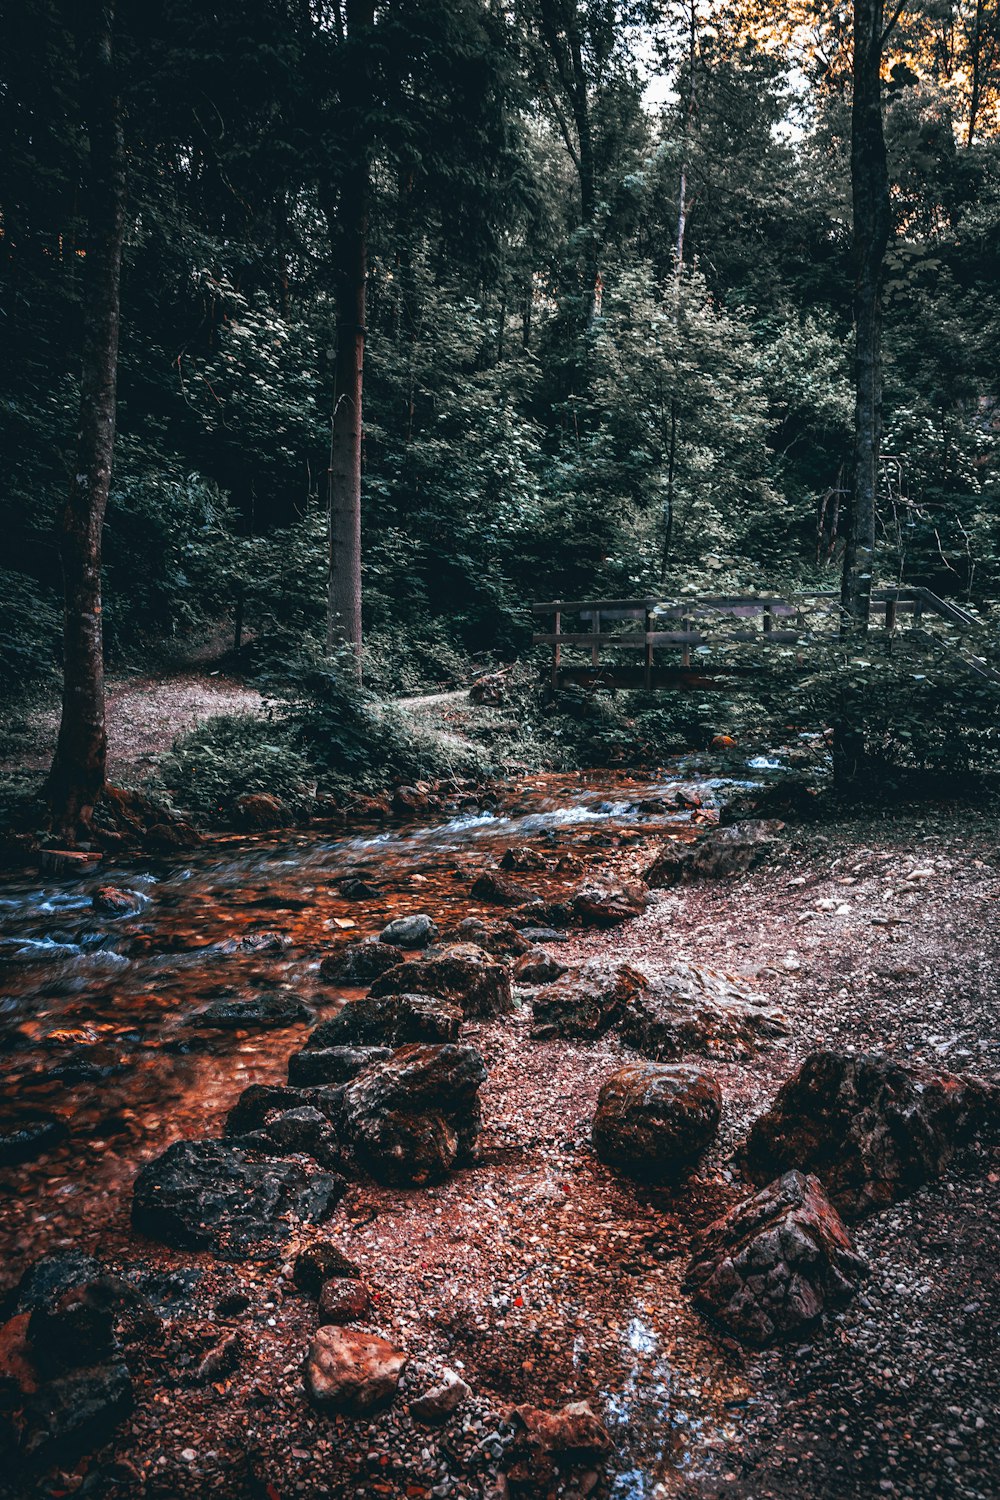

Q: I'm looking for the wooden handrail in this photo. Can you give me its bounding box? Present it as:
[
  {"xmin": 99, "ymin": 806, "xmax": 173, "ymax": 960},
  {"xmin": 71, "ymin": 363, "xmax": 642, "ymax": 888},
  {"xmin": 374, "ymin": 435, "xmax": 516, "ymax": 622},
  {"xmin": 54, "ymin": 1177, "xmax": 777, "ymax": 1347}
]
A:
[{"xmin": 533, "ymin": 585, "xmax": 992, "ymax": 692}]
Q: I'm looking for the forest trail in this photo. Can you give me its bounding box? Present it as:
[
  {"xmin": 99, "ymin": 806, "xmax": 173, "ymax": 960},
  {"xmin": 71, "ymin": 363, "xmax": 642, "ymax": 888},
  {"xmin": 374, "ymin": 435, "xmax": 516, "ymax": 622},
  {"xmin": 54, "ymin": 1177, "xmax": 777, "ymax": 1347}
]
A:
[
  {"xmin": 4, "ymin": 677, "xmax": 478, "ymax": 785},
  {"xmin": 5, "ymin": 671, "xmax": 266, "ymax": 781}
]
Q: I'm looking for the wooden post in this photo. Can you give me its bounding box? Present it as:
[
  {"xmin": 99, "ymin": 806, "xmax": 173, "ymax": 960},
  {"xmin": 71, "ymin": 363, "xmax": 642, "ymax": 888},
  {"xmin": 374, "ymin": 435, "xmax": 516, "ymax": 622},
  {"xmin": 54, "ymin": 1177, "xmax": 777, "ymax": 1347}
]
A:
[
  {"xmin": 644, "ymin": 605, "xmax": 653, "ymax": 689},
  {"xmin": 592, "ymin": 608, "xmax": 601, "ymax": 668},
  {"xmin": 885, "ymin": 596, "xmax": 897, "ymax": 632},
  {"xmin": 763, "ymin": 603, "xmax": 773, "ymax": 636},
  {"xmin": 682, "ymin": 617, "xmax": 691, "ymax": 669},
  {"xmin": 552, "ymin": 608, "xmax": 561, "ymax": 691}
]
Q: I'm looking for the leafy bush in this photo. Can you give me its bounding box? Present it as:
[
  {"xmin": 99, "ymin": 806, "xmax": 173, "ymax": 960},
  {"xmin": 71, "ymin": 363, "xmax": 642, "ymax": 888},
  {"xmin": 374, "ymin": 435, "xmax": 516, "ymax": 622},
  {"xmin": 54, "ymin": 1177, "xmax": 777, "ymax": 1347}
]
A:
[
  {"xmin": 0, "ymin": 569, "xmax": 61, "ymax": 696},
  {"xmin": 157, "ymin": 713, "xmax": 313, "ymax": 818},
  {"xmin": 271, "ymin": 651, "xmax": 483, "ymax": 794}
]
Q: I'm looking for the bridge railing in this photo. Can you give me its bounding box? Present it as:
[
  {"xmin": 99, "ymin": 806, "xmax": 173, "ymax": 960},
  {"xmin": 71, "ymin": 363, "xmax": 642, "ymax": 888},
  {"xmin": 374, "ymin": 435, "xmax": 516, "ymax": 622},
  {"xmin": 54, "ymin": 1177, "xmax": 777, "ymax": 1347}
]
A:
[{"xmin": 531, "ymin": 588, "xmax": 992, "ymax": 690}]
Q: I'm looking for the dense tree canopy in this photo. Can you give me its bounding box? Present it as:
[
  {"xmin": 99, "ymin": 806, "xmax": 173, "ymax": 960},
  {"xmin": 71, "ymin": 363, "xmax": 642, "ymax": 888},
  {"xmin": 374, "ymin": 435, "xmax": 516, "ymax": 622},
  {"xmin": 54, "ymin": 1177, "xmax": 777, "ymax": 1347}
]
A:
[{"xmin": 1, "ymin": 0, "xmax": 999, "ymax": 700}]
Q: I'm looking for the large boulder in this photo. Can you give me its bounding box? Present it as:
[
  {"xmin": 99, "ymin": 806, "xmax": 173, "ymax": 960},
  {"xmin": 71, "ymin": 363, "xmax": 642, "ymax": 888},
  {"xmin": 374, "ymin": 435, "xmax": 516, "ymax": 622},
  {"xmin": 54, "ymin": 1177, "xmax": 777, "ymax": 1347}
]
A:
[
  {"xmin": 592, "ymin": 1062, "xmax": 722, "ymax": 1182},
  {"xmin": 684, "ymin": 1170, "xmax": 867, "ymax": 1345},
  {"xmin": 131, "ymin": 1138, "xmax": 346, "ymax": 1258},
  {"xmin": 304, "ymin": 1326, "xmax": 407, "ymax": 1412},
  {"xmin": 531, "ymin": 961, "xmax": 644, "ymax": 1040},
  {"xmin": 187, "ymin": 991, "xmax": 311, "ymax": 1030},
  {"xmin": 572, "ymin": 875, "xmax": 649, "ymax": 927},
  {"xmin": 304, "ymin": 994, "xmax": 462, "ymax": 1049},
  {"xmin": 646, "ymin": 820, "xmax": 785, "ymax": 885},
  {"xmin": 743, "ymin": 1050, "xmax": 999, "ymax": 1218},
  {"xmin": 320, "ymin": 938, "xmax": 404, "ymax": 984},
  {"xmin": 340, "ymin": 1044, "xmax": 486, "ymax": 1186},
  {"xmin": 20, "ymin": 1358, "xmax": 134, "ymax": 1465},
  {"xmin": 369, "ymin": 945, "xmax": 513, "ymax": 1019},
  {"xmin": 288, "ymin": 1046, "xmax": 392, "ymax": 1086},
  {"xmin": 224, "ymin": 1083, "xmax": 344, "ymax": 1137},
  {"xmin": 619, "ymin": 961, "xmax": 788, "ymax": 1061}
]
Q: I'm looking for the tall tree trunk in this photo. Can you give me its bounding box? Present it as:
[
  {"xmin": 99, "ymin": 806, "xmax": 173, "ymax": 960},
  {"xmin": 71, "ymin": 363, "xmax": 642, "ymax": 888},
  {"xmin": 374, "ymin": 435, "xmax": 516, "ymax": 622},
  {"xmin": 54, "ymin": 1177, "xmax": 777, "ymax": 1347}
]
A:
[
  {"xmin": 46, "ymin": 1, "xmax": 125, "ymax": 840},
  {"xmin": 836, "ymin": 0, "xmax": 892, "ymax": 781},
  {"xmin": 326, "ymin": 0, "xmax": 373, "ymax": 671}
]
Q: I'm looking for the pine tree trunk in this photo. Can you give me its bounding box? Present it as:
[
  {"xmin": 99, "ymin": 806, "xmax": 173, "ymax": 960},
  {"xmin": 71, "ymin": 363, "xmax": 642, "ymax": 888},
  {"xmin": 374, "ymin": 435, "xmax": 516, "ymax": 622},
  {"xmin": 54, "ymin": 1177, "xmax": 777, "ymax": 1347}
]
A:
[
  {"xmin": 326, "ymin": 0, "xmax": 373, "ymax": 672},
  {"xmin": 46, "ymin": 1, "xmax": 125, "ymax": 839},
  {"xmin": 837, "ymin": 0, "xmax": 891, "ymax": 783}
]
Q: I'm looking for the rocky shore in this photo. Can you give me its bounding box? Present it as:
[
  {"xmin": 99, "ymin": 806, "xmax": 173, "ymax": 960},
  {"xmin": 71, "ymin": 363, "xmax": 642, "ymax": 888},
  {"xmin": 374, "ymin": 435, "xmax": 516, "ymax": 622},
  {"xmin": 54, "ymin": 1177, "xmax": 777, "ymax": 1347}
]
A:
[{"xmin": 1, "ymin": 775, "xmax": 998, "ymax": 1499}]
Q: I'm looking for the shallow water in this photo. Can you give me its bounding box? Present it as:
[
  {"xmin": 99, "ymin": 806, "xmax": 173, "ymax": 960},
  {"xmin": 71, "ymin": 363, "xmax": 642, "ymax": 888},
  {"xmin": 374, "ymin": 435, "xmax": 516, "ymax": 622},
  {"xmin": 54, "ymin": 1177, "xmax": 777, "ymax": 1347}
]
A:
[{"xmin": 0, "ymin": 765, "xmax": 766, "ymax": 1492}]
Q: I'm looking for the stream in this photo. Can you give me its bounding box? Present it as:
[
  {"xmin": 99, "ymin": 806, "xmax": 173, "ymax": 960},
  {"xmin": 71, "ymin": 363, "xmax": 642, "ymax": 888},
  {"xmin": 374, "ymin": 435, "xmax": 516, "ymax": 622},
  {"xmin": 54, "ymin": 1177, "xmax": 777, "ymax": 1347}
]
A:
[{"xmin": 0, "ymin": 767, "xmax": 766, "ymax": 1496}]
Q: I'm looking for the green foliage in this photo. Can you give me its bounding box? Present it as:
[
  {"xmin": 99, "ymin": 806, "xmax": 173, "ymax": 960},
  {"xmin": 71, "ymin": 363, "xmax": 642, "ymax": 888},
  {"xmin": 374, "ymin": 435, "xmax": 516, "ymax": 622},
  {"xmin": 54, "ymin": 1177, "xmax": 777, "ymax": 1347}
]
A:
[
  {"xmin": 271, "ymin": 651, "xmax": 483, "ymax": 794},
  {"xmin": 157, "ymin": 713, "xmax": 313, "ymax": 819},
  {"xmin": 0, "ymin": 569, "xmax": 61, "ymax": 696}
]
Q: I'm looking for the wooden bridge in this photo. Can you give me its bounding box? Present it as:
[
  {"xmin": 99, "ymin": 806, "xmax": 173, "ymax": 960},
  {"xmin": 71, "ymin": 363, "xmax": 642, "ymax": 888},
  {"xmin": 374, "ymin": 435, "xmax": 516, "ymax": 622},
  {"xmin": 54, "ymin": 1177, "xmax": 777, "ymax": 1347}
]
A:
[{"xmin": 532, "ymin": 587, "xmax": 999, "ymax": 691}]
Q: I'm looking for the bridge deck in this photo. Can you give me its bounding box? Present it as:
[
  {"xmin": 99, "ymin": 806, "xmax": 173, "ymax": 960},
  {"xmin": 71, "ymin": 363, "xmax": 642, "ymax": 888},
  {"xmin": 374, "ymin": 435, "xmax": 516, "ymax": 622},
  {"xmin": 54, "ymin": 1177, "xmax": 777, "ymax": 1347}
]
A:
[{"xmin": 532, "ymin": 588, "xmax": 998, "ymax": 691}]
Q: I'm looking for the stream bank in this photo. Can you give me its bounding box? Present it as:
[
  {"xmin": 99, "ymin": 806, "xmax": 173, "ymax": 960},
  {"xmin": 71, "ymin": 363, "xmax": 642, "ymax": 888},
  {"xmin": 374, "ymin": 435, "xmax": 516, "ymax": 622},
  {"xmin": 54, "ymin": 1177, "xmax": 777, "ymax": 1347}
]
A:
[{"xmin": 0, "ymin": 768, "xmax": 997, "ymax": 1500}]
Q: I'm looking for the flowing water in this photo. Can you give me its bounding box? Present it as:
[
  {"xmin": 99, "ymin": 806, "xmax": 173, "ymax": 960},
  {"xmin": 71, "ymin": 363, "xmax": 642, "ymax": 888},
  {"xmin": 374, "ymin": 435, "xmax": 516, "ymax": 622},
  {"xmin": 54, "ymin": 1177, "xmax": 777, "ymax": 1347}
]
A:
[{"xmin": 0, "ymin": 767, "xmax": 762, "ymax": 1493}]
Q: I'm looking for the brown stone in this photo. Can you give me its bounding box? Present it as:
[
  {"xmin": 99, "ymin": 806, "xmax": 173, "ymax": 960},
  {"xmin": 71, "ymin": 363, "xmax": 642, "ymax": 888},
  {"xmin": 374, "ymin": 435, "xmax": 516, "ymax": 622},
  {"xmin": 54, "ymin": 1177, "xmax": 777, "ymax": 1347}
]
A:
[
  {"xmin": 592, "ymin": 1061, "xmax": 722, "ymax": 1182},
  {"xmin": 743, "ymin": 1050, "xmax": 999, "ymax": 1218},
  {"xmin": 685, "ymin": 1170, "xmax": 867, "ymax": 1345},
  {"xmin": 304, "ymin": 1326, "xmax": 407, "ymax": 1411}
]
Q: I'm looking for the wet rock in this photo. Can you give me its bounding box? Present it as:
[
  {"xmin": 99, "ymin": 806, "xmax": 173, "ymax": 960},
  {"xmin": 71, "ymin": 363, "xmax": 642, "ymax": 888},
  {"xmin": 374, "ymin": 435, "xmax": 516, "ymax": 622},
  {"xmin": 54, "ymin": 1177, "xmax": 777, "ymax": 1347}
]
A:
[
  {"xmin": 505, "ymin": 1400, "xmax": 611, "ymax": 1484},
  {"xmin": 370, "ymin": 945, "xmax": 514, "ymax": 1019},
  {"xmin": 304, "ymin": 1325, "xmax": 407, "ymax": 1412},
  {"xmin": 318, "ymin": 1277, "xmax": 371, "ymax": 1324},
  {"xmin": 445, "ymin": 917, "xmax": 533, "ymax": 957},
  {"xmin": 305, "ymin": 993, "xmax": 462, "ymax": 1048},
  {"xmin": 21, "ymin": 1259, "xmax": 159, "ymax": 1378},
  {"xmin": 379, "ymin": 913, "xmax": 438, "ymax": 948},
  {"xmin": 188, "ymin": 991, "xmax": 311, "ymax": 1030},
  {"xmin": 341, "ymin": 1043, "xmax": 487, "ymax": 1186},
  {"xmin": 293, "ymin": 1241, "xmax": 362, "ymax": 1296},
  {"xmin": 21, "ymin": 1358, "xmax": 134, "ymax": 1465},
  {"xmin": 393, "ymin": 785, "xmax": 434, "ymax": 816},
  {"xmin": 519, "ymin": 927, "xmax": 571, "ymax": 945},
  {"xmin": 470, "ymin": 870, "xmax": 533, "ymax": 907},
  {"xmin": 530, "ymin": 961, "xmax": 645, "ymax": 1040},
  {"xmin": 592, "ymin": 1061, "xmax": 722, "ymax": 1182},
  {"xmin": 572, "ymin": 875, "xmax": 649, "ymax": 927},
  {"xmin": 224, "ymin": 1082, "xmax": 344, "ymax": 1136},
  {"xmin": 513, "ymin": 950, "xmax": 569, "ymax": 986},
  {"xmin": 251, "ymin": 1105, "xmax": 344, "ymax": 1169},
  {"xmin": 288, "ymin": 1046, "xmax": 392, "ymax": 1086},
  {"xmin": 619, "ymin": 961, "xmax": 788, "ymax": 1061},
  {"xmin": 217, "ymin": 930, "xmax": 289, "ymax": 956},
  {"xmin": 685, "ymin": 1169, "xmax": 867, "ymax": 1345},
  {"xmin": 646, "ymin": 820, "xmax": 785, "ymax": 885},
  {"xmin": 92, "ymin": 885, "xmax": 141, "ymax": 917},
  {"xmin": 743, "ymin": 1050, "xmax": 1000, "ymax": 1218},
  {"xmin": 500, "ymin": 847, "xmax": 548, "ymax": 873},
  {"xmin": 233, "ymin": 793, "xmax": 292, "ymax": 829},
  {"xmin": 320, "ymin": 938, "xmax": 404, "ymax": 984},
  {"xmin": 336, "ymin": 874, "xmax": 379, "ymax": 901},
  {"xmin": 131, "ymin": 1138, "xmax": 346, "ymax": 1258},
  {"xmin": 0, "ymin": 1114, "xmax": 67, "ymax": 1166},
  {"xmin": 409, "ymin": 1368, "xmax": 471, "ymax": 1423}
]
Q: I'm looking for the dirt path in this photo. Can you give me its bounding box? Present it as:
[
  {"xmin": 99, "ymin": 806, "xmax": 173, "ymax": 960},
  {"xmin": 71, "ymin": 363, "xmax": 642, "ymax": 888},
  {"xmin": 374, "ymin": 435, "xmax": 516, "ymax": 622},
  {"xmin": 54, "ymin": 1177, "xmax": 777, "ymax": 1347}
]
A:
[
  {"xmin": 4, "ymin": 676, "xmax": 476, "ymax": 785},
  {"xmin": 6, "ymin": 672, "xmax": 266, "ymax": 781}
]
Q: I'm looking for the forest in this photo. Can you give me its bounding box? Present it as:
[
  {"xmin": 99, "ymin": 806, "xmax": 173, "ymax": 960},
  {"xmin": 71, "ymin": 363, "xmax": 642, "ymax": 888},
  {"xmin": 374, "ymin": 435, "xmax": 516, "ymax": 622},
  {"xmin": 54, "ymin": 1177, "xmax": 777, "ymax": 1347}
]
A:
[{"xmin": 0, "ymin": 2, "xmax": 998, "ymax": 1499}]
